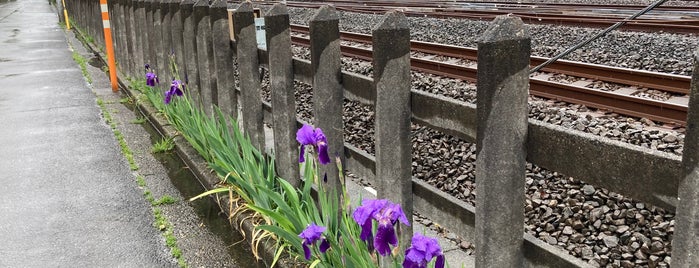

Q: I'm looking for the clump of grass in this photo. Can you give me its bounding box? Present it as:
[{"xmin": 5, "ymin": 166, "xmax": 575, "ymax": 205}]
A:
[
  {"xmin": 152, "ymin": 195, "xmax": 178, "ymax": 206},
  {"xmin": 119, "ymin": 97, "xmax": 131, "ymax": 104},
  {"xmin": 152, "ymin": 137, "xmax": 175, "ymax": 153},
  {"xmin": 144, "ymin": 189, "xmax": 155, "ymax": 203},
  {"xmin": 71, "ymin": 51, "xmax": 92, "ymax": 84},
  {"xmin": 154, "ymin": 208, "xmax": 187, "ymax": 267},
  {"xmin": 136, "ymin": 175, "xmax": 147, "ymax": 188},
  {"xmin": 71, "ymin": 21, "xmax": 94, "ymax": 44},
  {"xmin": 129, "ymin": 78, "xmax": 149, "ymax": 94},
  {"xmin": 131, "ymin": 116, "xmax": 147, "ymax": 124},
  {"xmin": 97, "ymin": 97, "xmax": 138, "ymax": 170}
]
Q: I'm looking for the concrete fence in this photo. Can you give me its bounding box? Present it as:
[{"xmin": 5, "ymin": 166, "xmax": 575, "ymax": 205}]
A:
[{"xmin": 60, "ymin": 0, "xmax": 699, "ymax": 267}]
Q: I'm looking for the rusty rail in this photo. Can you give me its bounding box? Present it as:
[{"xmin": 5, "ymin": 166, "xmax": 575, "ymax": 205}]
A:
[
  {"xmin": 290, "ymin": 24, "xmax": 691, "ymax": 94},
  {"xmin": 279, "ymin": 1, "xmax": 699, "ymax": 34},
  {"xmin": 290, "ymin": 29, "xmax": 689, "ymax": 124}
]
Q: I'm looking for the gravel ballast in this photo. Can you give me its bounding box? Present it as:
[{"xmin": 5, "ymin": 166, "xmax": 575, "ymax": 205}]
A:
[{"xmin": 252, "ymin": 3, "xmax": 697, "ymax": 267}]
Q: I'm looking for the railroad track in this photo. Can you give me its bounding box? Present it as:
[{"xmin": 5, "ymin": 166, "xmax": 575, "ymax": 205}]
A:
[
  {"xmin": 276, "ymin": 1, "xmax": 699, "ymax": 34},
  {"xmin": 298, "ymin": 0, "xmax": 699, "ymax": 12},
  {"xmin": 289, "ymin": 24, "xmax": 691, "ymax": 125}
]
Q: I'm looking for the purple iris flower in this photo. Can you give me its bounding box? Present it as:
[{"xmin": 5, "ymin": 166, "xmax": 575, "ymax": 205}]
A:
[
  {"xmin": 403, "ymin": 233, "xmax": 445, "ymax": 268},
  {"xmin": 298, "ymin": 223, "xmax": 330, "ymax": 260},
  {"xmin": 295, "ymin": 124, "xmax": 330, "ymax": 165},
  {"xmin": 145, "ymin": 64, "xmax": 159, "ymax": 87},
  {"xmin": 164, "ymin": 79, "xmax": 184, "ymax": 104},
  {"xmin": 352, "ymin": 199, "xmax": 410, "ymax": 256},
  {"xmin": 146, "ymin": 72, "xmax": 159, "ymax": 87}
]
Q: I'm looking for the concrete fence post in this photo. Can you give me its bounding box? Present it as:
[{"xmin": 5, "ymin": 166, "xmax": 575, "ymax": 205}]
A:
[
  {"xmin": 144, "ymin": 0, "xmax": 155, "ymax": 69},
  {"xmin": 124, "ymin": 0, "xmax": 137, "ymax": 76},
  {"xmin": 309, "ymin": 5, "xmax": 344, "ymax": 194},
  {"xmin": 129, "ymin": 0, "xmax": 139, "ymax": 77},
  {"xmin": 373, "ymin": 11, "xmax": 413, "ymax": 248},
  {"xmin": 159, "ymin": 0, "xmax": 172, "ymax": 80},
  {"xmin": 181, "ymin": 0, "xmax": 201, "ymax": 106},
  {"xmin": 169, "ymin": 0, "xmax": 186, "ymax": 81},
  {"xmin": 474, "ymin": 16, "xmax": 530, "ymax": 268},
  {"xmin": 107, "ymin": 0, "xmax": 120, "ymax": 78},
  {"xmin": 233, "ymin": 1, "xmax": 265, "ymax": 151},
  {"xmin": 673, "ymin": 46, "xmax": 699, "ymax": 267},
  {"xmin": 193, "ymin": 0, "xmax": 216, "ymax": 116},
  {"xmin": 151, "ymin": 0, "xmax": 165, "ymax": 81},
  {"xmin": 134, "ymin": 0, "xmax": 146, "ymax": 74},
  {"xmin": 92, "ymin": 0, "xmax": 102, "ymax": 45},
  {"xmin": 210, "ymin": 0, "xmax": 237, "ymax": 121},
  {"xmin": 113, "ymin": 0, "xmax": 126, "ymax": 74},
  {"xmin": 56, "ymin": 0, "xmax": 63, "ymax": 24},
  {"xmin": 264, "ymin": 3, "xmax": 300, "ymax": 187}
]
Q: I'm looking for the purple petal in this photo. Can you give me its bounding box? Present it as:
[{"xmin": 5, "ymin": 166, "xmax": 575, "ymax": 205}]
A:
[
  {"xmin": 299, "ymin": 223, "xmax": 326, "ymax": 243},
  {"xmin": 317, "ymin": 142, "xmax": 330, "ymax": 165},
  {"xmin": 302, "ymin": 243, "xmax": 311, "ymax": 260},
  {"xmin": 402, "ymin": 257, "xmax": 420, "ymax": 268},
  {"xmin": 390, "ymin": 203, "xmax": 411, "ymax": 226},
  {"xmin": 374, "ymin": 224, "xmax": 398, "ymax": 256},
  {"xmin": 146, "ymin": 73, "xmax": 156, "ymax": 86},
  {"xmin": 352, "ymin": 203, "xmax": 376, "ymax": 241},
  {"xmin": 296, "ymin": 124, "xmax": 316, "ymax": 145},
  {"xmin": 319, "ymin": 239, "xmax": 330, "ymax": 253},
  {"xmin": 164, "ymin": 94, "xmax": 172, "ymax": 104},
  {"xmin": 435, "ymin": 255, "xmax": 445, "ymax": 268},
  {"xmin": 299, "ymin": 145, "xmax": 306, "ymax": 163},
  {"xmin": 175, "ymin": 87, "xmax": 183, "ymax": 96},
  {"xmin": 313, "ymin": 128, "xmax": 327, "ymax": 145},
  {"xmin": 360, "ymin": 220, "xmax": 373, "ymax": 242},
  {"xmin": 405, "ymin": 247, "xmax": 425, "ymax": 263}
]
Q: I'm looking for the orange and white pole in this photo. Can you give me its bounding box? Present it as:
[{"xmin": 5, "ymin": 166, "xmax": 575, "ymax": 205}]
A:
[{"xmin": 100, "ymin": 0, "xmax": 118, "ymax": 92}]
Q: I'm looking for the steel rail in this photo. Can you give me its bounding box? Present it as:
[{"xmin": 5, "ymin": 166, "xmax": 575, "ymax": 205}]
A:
[
  {"xmin": 308, "ymin": 0, "xmax": 699, "ymax": 12},
  {"xmin": 290, "ymin": 24, "xmax": 692, "ymax": 94},
  {"xmin": 279, "ymin": 1, "xmax": 699, "ymax": 34},
  {"xmin": 290, "ymin": 34, "xmax": 687, "ymax": 124}
]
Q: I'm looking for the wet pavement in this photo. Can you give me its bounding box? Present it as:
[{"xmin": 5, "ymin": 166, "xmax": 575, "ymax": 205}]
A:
[
  {"xmin": 0, "ymin": 0, "xmax": 475, "ymax": 267},
  {"xmin": 0, "ymin": 0, "xmax": 175, "ymax": 266}
]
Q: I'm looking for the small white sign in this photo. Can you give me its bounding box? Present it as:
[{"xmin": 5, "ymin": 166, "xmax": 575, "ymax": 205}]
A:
[{"xmin": 255, "ymin": 18, "xmax": 266, "ymax": 50}]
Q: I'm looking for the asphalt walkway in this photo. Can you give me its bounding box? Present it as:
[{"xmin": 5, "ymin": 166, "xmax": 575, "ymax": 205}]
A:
[
  {"xmin": 0, "ymin": 0, "xmax": 175, "ymax": 266},
  {"xmin": 0, "ymin": 0, "xmax": 475, "ymax": 267}
]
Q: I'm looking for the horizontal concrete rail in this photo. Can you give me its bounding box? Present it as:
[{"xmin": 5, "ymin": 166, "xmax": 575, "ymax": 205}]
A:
[
  {"xmin": 257, "ymin": 50, "xmax": 682, "ymax": 212},
  {"xmin": 259, "ymin": 99, "xmax": 589, "ymax": 267}
]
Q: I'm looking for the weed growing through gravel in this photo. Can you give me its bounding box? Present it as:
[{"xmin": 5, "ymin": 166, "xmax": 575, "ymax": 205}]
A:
[
  {"xmin": 152, "ymin": 195, "xmax": 178, "ymax": 206},
  {"xmin": 71, "ymin": 51, "xmax": 91, "ymax": 84},
  {"xmin": 151, "ymin": 137, "xmax": 175, "ymax": 153},
  {"xmin": 96, "ymin": 98, "xmax": 137, "ymax": 171},
  {"xmin": 96, "ymin": 95, "xmax": 186, "ymax": 267},
  {"xmin": 154, "ymin": 207, "xmax": 186, "ymax": 267},
  {"xmin": 69, "ymin": 20, "xmax": 188, "ymax": 266},
  {"xmin": 131, "ymin": 116, "xmax": 147, "ymax": 124},
  {"xmin": 136, "ymin": 175, "xmax": 147, "ymax": 188}
]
